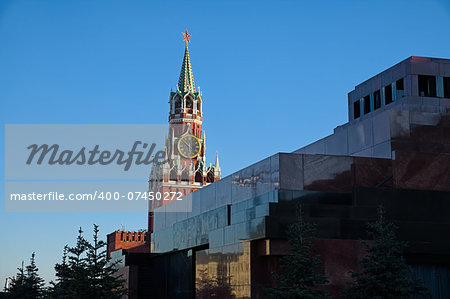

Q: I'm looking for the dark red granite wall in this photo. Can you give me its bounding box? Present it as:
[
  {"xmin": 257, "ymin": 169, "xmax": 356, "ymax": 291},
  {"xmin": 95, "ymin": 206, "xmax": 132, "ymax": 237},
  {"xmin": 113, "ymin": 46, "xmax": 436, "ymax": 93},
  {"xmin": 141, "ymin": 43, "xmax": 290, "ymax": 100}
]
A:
[
  {"xmin": 251, "ymin": 239, "xmax": 367, "ymax": 299},
  {"xmin": 392, "ymin": 114, "xmax": 450, "ymax": 192},
  {"xmin": 302, "ymin": 155, "xmax": 392, "ymax": 193}
]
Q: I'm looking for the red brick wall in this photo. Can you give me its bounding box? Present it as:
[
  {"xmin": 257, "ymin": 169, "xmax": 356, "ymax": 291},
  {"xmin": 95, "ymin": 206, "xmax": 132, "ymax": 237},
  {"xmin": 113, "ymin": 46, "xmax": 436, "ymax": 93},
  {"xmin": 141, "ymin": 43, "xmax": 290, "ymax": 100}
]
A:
[{"xmin": 107, "ymin": 230, "xmax": 148, "ymax": 258}]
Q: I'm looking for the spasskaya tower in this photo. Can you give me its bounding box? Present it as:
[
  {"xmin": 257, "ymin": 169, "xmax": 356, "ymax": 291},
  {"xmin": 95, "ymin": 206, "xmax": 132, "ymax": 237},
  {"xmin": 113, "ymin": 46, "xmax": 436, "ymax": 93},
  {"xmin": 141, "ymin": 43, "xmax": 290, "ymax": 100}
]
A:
[{"xmin": 148, "ymin": 31, "xmax": 221, "ymax": 233}]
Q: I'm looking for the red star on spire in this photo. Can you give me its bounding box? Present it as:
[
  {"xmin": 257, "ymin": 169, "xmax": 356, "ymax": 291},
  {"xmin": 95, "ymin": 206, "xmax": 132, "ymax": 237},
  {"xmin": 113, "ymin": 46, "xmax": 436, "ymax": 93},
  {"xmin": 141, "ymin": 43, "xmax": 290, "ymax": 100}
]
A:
[{"xmin": 182, "ymin": 30, "xmax": 191, "ymax": 43}]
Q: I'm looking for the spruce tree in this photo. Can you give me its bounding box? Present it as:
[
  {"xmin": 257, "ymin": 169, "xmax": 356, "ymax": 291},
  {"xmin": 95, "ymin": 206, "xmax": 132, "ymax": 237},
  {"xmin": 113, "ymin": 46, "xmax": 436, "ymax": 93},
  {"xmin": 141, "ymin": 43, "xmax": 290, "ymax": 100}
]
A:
[
  {"xmin": 341, "ymin": 206, "xmax": 428, "ymax": 298},
  {"xmin": 25, "ymin": 252, "xmax": 46, "ymax": 298},
  {"xmin": 8, "ymin": 253, "xmax": 45, "ymax": 299},
  {"xmin": 85, "ymin": 224, "xmax": 127, "ymax": 298},
  {"xmin": 67, "ymin": 227, "xmax": 91, "ymax": 298},
  {"xmin": 48, "ymin": 225, "xmax": 127, "ymax": 299},
  {"xmin": 267, "ymin": 203, "xmax": 330, "ymax": 299},
  {"xmin": 7, "ymin": 261, "xmax": 27, "ymax": 298},
  {"xmin": 49, "ymin": 245, "xmax": 71, "ymax": 298}
]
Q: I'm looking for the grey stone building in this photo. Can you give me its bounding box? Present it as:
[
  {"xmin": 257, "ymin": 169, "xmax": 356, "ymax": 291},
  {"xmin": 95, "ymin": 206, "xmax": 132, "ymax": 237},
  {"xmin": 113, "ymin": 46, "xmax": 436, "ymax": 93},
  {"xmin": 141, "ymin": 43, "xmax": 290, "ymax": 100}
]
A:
[{"xmin": 113, "ymin": 57, "xmax": 450, "ymax": 298}]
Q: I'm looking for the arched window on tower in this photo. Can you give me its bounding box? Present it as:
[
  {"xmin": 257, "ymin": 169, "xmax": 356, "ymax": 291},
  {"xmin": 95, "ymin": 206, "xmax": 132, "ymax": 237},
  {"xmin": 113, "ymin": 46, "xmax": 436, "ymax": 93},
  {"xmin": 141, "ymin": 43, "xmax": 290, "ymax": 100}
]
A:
[
  {"xmin": 170, "ymin": 169, "xmax": 177, "ymax": 181},
  {"xmin": 195, "ymin": 171, "xmax": 203, "ymax": 184},
  {"xmin": 197, "ymin": 102, "xmax": 201, "ymax": 114},
  {"xmin": 206, "ymin": 170, "xmax": 215, "ymax": 183},
  {"xmin": 175, "ymin": 96, "xmax": 181, "ymax": 113},
  {"xmin": 185, "ymin": 96, "xmax": 193, "ymax": 114},
  {"xmin": 181, "ymin": 170, "xmax": 189, "ymax": 183}
]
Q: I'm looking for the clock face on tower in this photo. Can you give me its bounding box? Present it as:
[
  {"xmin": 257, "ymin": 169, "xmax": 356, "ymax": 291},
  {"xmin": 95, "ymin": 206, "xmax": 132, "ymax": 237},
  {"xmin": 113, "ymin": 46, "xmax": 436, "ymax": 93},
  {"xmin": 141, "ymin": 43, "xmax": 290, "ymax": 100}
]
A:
[{"xmin": 177, "ymin": 134, "xmax": 201, "ymax": 159}]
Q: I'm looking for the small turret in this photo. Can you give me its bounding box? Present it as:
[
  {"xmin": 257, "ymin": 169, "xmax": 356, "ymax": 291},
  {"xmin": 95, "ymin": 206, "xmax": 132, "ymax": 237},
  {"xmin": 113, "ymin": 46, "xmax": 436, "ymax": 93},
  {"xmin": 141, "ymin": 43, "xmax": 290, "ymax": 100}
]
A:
[{"xmin": 214, "ymin": 151, "xmax": 221, "ymax": 180}]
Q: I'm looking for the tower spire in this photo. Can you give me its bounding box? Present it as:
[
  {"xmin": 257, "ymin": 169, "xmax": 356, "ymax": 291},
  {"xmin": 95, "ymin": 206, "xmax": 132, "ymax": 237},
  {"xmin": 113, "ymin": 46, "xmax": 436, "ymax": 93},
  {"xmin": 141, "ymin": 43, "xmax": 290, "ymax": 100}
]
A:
[
  {"xmin": 214, "ymin": 151, "xmax": 221, "ymax": 179},
  {"xmin": 215, "ymin": 151, "xmax": 220, "ymax": 170},
  {"xmin": 178, "ymin": 30, "xmax": 195, "ymax": 93}
]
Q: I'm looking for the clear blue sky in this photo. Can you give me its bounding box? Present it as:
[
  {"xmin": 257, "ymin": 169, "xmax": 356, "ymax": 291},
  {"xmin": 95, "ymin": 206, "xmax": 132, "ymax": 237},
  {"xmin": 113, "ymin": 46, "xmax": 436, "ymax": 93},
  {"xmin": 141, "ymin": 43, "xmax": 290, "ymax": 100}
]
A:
[{"xmin": 1, "ymin": 0, "xmax": 449, "ymax": 286}]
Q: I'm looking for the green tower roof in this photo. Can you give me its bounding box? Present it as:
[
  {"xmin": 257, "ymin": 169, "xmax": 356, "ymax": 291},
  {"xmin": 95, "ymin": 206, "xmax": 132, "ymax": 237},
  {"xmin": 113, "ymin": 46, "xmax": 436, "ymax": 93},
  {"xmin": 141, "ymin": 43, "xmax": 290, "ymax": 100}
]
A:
[{"xmin": 177, "ymin": 42, "xmax": 195, "ymax": 93}]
